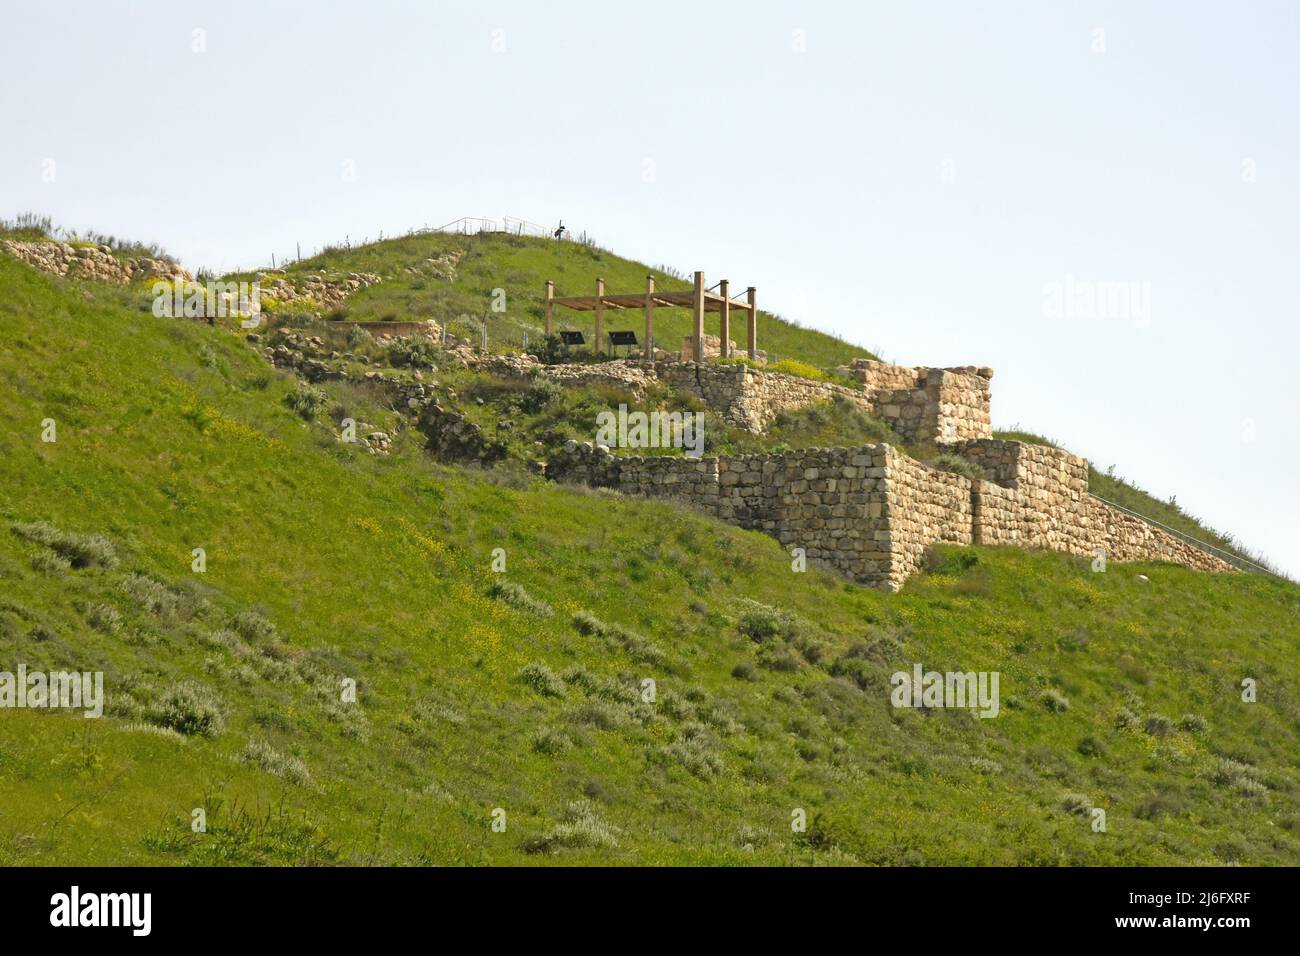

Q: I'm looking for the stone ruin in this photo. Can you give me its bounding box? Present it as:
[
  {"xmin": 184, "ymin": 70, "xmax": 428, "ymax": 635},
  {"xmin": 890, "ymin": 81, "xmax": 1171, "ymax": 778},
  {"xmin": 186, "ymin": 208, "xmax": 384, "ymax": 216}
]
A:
[{"xmin": 548, "ymin": 437, "xmax": 1236, "ymax": 591}]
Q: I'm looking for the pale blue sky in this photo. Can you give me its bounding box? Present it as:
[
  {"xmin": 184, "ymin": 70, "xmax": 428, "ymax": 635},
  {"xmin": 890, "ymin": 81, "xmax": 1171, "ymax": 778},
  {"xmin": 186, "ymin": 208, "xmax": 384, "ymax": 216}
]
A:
[{"xmin": 3, "ymin": 1, "xmax": 1297, "ymax": 576}]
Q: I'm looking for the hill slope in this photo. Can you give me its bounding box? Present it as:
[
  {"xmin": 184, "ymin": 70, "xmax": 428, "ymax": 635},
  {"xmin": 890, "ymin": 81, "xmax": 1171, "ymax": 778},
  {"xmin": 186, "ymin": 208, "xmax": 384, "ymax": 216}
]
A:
[
  {"xmin": 1, "ymin": 253, "xmax": 1298, "ymax": 866},
  {"xmin": 226, "ymin": 230, "xmax": 875, "ymax": 368}
]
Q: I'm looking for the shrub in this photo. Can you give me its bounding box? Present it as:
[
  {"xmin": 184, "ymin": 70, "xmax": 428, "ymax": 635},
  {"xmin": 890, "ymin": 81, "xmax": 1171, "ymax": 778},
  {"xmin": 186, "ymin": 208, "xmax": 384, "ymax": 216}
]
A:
[
  {"xmin": 241, "ymin": 738, "xmax": 312, "ymax": 785},
  {"xmin": 231, "ymin": 609, "xmax": 277, "ymax": 643},
  {"xmin": 730, "ymin": 660, "xmax": 755, "ymax": 681},
  {"xmin": 1204, "ymin": 758, "xmax": 1266, "ymax": 796},
  {"xmin": 386, "ymin": 335, "xmax": 441, "ymax": 368},
  {"xmin": 931, "ymin": 453, "xmax": 988, "ymax": 482},
  {"xmin": 1076, "ymin": 735, "xmax": 1106, "ymax": 758},
  {"xmin": 85, "ymin": 603, "xmax": 122, "ymax": 634},
  {"xmin": 518, "ymin": 375, "xmax": 563, "ymax": 413},
  {"xmin": 518, "ymin": 662, "xmax": 566, "ymax": 698},
  {"xmin": 120, "ymin": 573, "xmax": 178, "ymax": 616},
  {"xmin": 11, "ymin": 520, "xmax": 118, "ymax": 569},
  {"xmin": 527, "ymin": 799, "xmax": 621, "ymax": 853},
  {"xmin": 1041, "ymin": 689, "xmax": 1070, "ymax": 713},
  {"xmin": 570, "ymin": 611, "xmax": 661, "ymax": 665},
  {"xmin": 1179, "ymin": 713, "xmax": 1209, "ymax": 733},
  {"xmin": 1061, "ymin": 793, "xmax": 1093, "ymax": 816},
  {"xmin": 284, "ymin": 383, "xmax": 329, "ymax": 420},
  {"xmin": 531, "ymin": 727, "xmax": 573, "ymax": 756},
  {"xmin": 487, "ymin": 579, "xmax": 553, "ymax": 617},
  {"xmin": 1144, "ymin": 713, "xmax": 1173, "ymax": 736},
  {"xmin": 736, "ymin": 599, "xmax": 791, "ymax": 643},
  {"xmin": 663, "ymin": 723, "xmax": 723, "ymax": 778},
  {"xmin": 31, "ymin": 550, "xmax": 70, "ymax": 575},
  {"xmin": 1115, "ymin": 707, "xmax": 1142, "ymax": 730},
  {"xmin": 152, "ymin": 681, "xmax": 225, "ymax": 737}
]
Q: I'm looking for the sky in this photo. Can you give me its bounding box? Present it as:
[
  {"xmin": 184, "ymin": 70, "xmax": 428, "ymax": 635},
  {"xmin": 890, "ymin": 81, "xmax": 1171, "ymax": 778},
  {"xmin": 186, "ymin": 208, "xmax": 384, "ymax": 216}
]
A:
[{"xmin": 3, "ymin": 0, "xmax": 1298, "ymax": 577}]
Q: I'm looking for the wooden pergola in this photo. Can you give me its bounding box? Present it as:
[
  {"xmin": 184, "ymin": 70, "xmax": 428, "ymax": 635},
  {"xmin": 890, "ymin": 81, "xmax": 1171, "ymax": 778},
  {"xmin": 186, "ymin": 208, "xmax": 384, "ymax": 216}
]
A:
[{"xmin": 544, "ymin": 271, "xmax": 757, "ymax": 363}]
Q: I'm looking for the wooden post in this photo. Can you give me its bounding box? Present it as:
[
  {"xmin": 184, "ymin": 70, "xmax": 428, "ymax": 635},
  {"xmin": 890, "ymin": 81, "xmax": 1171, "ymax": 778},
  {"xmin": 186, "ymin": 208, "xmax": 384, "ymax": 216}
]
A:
[
  {"xmin": 644, "ymin": 274, "xmax": 655, "ymax": 363},
  {"xmin": 594, "ymin": 277, "xmax": 605, "ymax": 356},
  {"xmin": 692, "ymin": 271, "xmax": 706, "ymax": 363},
  {"xmin": 718, "ymin": 279, "xmax": 730, "ymax": 358},
  {"xmin": 544, "ymin": 280, "xmax": 554, "ymax": 336},
  {"xmin": 746, "ymin": 286, "xmax": 757, "ymax": 360}
]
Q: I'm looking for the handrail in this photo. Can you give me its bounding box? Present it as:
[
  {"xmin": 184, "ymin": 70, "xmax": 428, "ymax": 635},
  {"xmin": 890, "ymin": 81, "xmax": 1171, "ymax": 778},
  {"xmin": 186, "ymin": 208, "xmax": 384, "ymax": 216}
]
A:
[{"xmin": 1088, "ymin": 493, "xmax": 1278, "ymax": 577}]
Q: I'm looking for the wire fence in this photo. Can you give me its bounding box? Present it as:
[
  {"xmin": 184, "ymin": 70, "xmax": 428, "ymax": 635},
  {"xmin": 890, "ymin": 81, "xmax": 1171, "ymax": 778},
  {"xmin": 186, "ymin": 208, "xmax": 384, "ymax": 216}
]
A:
[{"xmin": 1088, "ymin": 494, "xmax": 1280, "ymax": 577}]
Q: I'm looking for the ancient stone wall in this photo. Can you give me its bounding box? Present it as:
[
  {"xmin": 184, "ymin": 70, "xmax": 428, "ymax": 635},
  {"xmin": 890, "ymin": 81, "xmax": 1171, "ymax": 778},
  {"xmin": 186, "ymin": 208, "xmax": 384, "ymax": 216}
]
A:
[
  {"xmin": 547, "ymin": 436, "xmax": 1236, "ymax": 590},
  {"xmin": 2, "ymin": 239, "xmax": 191, "ymax": 284}
]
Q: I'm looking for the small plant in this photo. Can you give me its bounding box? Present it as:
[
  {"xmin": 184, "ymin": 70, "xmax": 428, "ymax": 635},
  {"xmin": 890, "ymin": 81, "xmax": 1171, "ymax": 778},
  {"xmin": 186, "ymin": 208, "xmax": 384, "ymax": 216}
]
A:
[
  {"xmin": 736, "ymin": 599, "xmax": 791, "ymax": 643},
  {"xmin": 11, "ymin": 520, "xmax": 118, "ymax": 569},
  {"xmin": 531, "ymin": 727, "xmax": 572, "ymax": 756},
  {"xmin": 487, "ymin": 580, "xmax": 553, "ymax": 617},
  {"xmin": 518, "ymin": 662, "xmax": 566, "ymax": 698},
  {"xmin": 31, "ymin": 550, "xmax": 70, "ymax": 575},
  {"xmin": 241, "ymin": 738, "xmax": 312, "ymax": 785},
  {"xmin": 1115, "ymin": 707, "xmax": 1142, "ymax": 730},
  {"xmin": 527, "ymin": 799, "xmax": 621, "ymax": 853},
  {"xmin": 570, "ymin": 611, "xmax": 662, "ymax": 665},
  {"xmin": 1076, "ymin": 735, "xmax": 1106, "ymax": 758},
  {"xmin": 1144, "ymin": 713, "xmax": 1173, "ymax": 736},
  {"xmin": 662, "ymin": 724, "xmax": 723, "ymax": 778},
  {"xmin": 386, "ymin": 335, "xmax": 441, "ymax": 368},
  {"xmin": 231, "ymin": 609, "xmax": 277, "ymax": 642},
  {"xmin": 1061, "ymin": 792, "xmax": 1093, "ymax": 816},
  {"xmin": 1179, "ymin": 713, "xmax": 1209, "ymax": 733},
  {"xmin": 151, "ymin": 681, "xmax": 225, "ymax": 738},
  {"xmin": 1041, "ymin": 689, "xmax": 1070, "ymax": 713},
  {"xmin": 1204, "ymin": 758, "xmax": 1266, "ymax": 796},
  {"xmin": 932, "ymin": 453, "xmax": 988, "ymax": 483},
  {"xmin": 85, "ymin": 603, "xmax": 122, "ymax": 634},
  {"xmin": 518, "ymin": 375, "xmax": 563, "ymax": 413},
  {"xmin": 284, "ymin": 383, "xmax": 329, "ymax": 420}
]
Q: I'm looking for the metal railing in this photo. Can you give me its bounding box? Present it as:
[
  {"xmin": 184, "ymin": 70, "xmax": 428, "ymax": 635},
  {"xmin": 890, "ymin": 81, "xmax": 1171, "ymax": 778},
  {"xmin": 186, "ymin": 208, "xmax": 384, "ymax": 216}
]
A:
[
  {"xmin": 430, "ymin": 216, "xmax": 554, "ymax": 238},
  {"xmin": 1089, "ymin": 493, "xmax": 1278, "ymax": 577}
]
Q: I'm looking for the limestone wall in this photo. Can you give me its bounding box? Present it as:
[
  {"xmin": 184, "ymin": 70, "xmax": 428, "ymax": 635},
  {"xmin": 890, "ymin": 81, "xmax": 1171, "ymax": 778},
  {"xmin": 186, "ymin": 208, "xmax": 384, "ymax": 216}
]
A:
[
  {"xmin": 2, "ymin": 239, "xmax": 191, "ymax": 284},
  {"xmin": 547, "ymin": 436, "xmax": 1237, "ymax": 590}
]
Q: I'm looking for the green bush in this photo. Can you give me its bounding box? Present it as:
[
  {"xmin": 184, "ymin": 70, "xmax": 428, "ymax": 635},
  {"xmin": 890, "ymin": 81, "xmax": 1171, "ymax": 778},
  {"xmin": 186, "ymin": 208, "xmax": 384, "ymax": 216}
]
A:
[
  {"xmin": 152, "ymin": 681, "xmax": 226, "ymax": 737},
  {"xmin": 518, "ymin": 662, "xmax": 567, "ymax": 698},
  {"xmin": 386, "ymin": 335, "xmax": 442, "ymax": 368},
  {"xmin": 932, "ymin": 453, "xmax": 988, "ymax": 482},
  {"xmin": 487, "ymin": 579, "xmax": 553, "ymax": 617},
  {"xmin": 1041, "ymin": 689, "xmax": 1070, "ymax": 713},
  {"xmin": 242, "ymin": 738, "xmax": 312, "ymax": 785},
  {"xmin": 12, "ymin": 520, "xmax": 118, "ymax": 569},
  {"xmin": 284, "ymin": 383, "xmax": 329, "ymax": 420}
]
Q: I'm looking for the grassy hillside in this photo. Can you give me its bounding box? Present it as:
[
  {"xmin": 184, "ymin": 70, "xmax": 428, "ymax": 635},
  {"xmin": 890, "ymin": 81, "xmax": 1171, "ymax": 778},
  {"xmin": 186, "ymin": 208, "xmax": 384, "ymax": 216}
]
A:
[
  {"xmin": 2, "ymin": 253, "xmax": 1298, "ymax": 866},
  {"xmin": 226, "ymin": 230, "xmax": 874, "ymax": 368}
]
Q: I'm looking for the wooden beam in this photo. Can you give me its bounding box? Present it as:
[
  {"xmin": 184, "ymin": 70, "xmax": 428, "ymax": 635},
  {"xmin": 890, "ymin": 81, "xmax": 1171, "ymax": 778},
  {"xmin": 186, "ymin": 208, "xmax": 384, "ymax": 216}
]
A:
[
  {"xmin": 594, "ymin": 277, "xmax": 605, "ymax": 355},
  {"xmin": 544, "ymin": 280, "xmax": 553, "ymax": 335},
  {"xmin": 746, "ymin": 286, "xmax": 757, "ymax": 360},
  {"xmin": 692, "ymin": 271, "xmax": 705, "ymax": 363},
  {"xmin": 718, "ymin": 279, "xmax": 730, "ymax": 358},
  {"xmin": 644, "ymin": 274, "xmax": 655, "ymax": 363}
]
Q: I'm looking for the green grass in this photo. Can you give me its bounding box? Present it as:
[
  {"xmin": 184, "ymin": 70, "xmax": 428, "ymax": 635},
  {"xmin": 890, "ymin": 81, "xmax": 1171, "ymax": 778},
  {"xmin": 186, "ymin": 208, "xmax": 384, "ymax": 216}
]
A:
[
  {"xmin": 2, "ymin": 251, "xmax": 1298, "ymax": 867},
  {"xmin": 227, "ymin": 231, "xmax": 874, "ymax": 369}
]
